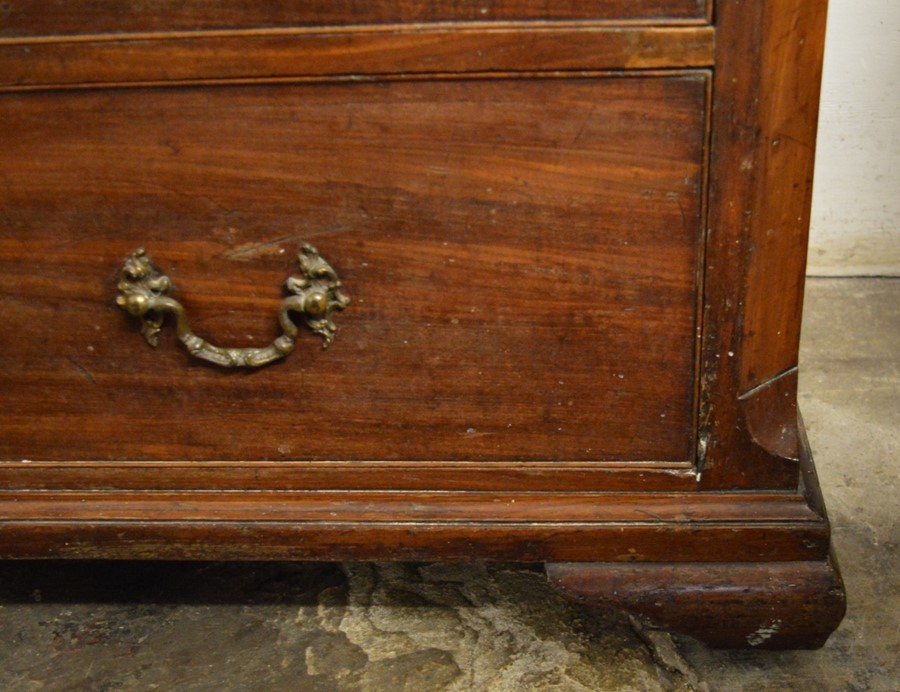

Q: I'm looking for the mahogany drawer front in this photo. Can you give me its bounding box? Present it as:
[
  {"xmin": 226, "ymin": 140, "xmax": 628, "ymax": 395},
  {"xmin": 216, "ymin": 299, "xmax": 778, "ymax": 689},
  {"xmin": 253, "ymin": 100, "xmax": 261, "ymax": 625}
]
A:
[
  {"xmin": 0, "ymin": 74, "xmax": 707, "ymax": 465},
  {"xmin": 0, "ymin": 0, "xmax": 710, "ymax": 38}
]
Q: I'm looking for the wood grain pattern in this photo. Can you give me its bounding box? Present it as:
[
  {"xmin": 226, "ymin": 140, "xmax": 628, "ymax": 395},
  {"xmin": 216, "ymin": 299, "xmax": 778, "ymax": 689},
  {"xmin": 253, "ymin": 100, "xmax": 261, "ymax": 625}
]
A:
[
  {"xmin": 0, "ymin": 462, "xmax": 699, "ymax": 493},
  {"xmin": 0, "ymin": 521, "xmax": 829, "ymax": 563},
  {"xmin": 0, "ymin": 26, "xmax": 715, "ymax": 90},
  {"xmin": 0, "ymin": 491, "xmax": 822, "ymax": 524},
  {"xmin": 547, "ymin": 556, "xmax": 846, "ymax": 649},
  {"xmin": 739, "ymin": 0, "xmax": 829, "ymax": 394},
  {"xmin": 0, "ymin": 0, "xmax": 710, "ymax": 38},
  {"xmin": 0, "ymin": 2, "xmax": 844, "ymax": 648},
  {"xmin": 0, "ymin": 419, "xmax": 834, "ymax": 564},
  {"xmin": 698, "ymin": 0, "xmax": 829, "ymax": 490},
  {"xmin": 0, "ymin": 75, "xmax": 707, "ymax": 464}
]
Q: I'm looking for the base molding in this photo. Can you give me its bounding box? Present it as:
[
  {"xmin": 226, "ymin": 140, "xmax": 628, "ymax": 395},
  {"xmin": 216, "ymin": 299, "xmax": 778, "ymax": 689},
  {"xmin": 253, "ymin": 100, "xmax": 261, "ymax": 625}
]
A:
[{"xmin": 546, "ymin": 555, "xmax": 845, "ymax": 649}]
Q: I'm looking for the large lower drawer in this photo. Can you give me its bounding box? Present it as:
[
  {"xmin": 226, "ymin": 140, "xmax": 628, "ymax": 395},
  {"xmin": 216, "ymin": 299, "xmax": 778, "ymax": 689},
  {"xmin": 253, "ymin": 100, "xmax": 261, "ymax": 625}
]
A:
[{"xmin": 0, "ymin": 74, "xmax": 707, "ymax": 467}]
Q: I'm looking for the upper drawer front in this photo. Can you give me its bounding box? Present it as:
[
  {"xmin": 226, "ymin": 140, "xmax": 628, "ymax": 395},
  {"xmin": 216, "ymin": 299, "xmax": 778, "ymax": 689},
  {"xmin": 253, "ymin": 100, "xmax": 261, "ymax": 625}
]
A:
[
  {"xmin": 0, "ymin": 75, "xmax": 706, "ymax": 464},
  {"xmin": 1, "ymin": 1, "xmax": 709, "ymax": 38}
]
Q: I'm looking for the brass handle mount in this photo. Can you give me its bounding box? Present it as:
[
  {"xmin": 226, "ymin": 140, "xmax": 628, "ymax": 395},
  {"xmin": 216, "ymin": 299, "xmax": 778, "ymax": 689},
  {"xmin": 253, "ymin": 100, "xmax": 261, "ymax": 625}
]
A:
[{"xmin": 116, "ymin": 244, "xmax": 349, "ymax": 368}]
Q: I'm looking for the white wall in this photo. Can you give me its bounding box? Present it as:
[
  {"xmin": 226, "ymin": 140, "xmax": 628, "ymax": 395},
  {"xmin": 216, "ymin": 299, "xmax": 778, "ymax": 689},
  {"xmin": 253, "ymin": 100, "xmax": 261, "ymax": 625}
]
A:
[{"xmin": 809, "ymin": 0, "xmax": 900, "ymax": 276}]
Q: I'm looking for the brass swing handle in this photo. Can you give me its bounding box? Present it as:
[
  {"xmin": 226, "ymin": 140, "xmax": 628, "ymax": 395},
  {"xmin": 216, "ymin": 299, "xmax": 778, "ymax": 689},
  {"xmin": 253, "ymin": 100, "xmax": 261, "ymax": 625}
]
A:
[{"xmin": 116, "ymin": 244, "xmax": 349, "ymax": 368}]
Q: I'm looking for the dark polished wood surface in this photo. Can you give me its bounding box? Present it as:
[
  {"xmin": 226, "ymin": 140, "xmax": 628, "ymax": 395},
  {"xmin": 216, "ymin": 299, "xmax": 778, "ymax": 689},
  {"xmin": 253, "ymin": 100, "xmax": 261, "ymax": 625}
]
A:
[
  {"xmin": 0, "ymin": 418, "xmax": 834, "ymax": 564},
  {"xmin": 0, "ymin": 0, "xmax": 710, "ymax": 38},
  {"xmin": 0, "ymin": 0, "xmax": 842, "ymax": 648},
  {"xmin": 0, "ymin": 26, "xmax": 715, "ymax": 90},
  {"xmin": 548, "ymin": 555, "xmax": 846, "ymax": 649},
  {"xmin": 0, "ymin": 76, "xmax": 706, "ymax": 464},
  {"xmin": 699, "ymin": 0, "xmax": 830, "ymax": 490}
]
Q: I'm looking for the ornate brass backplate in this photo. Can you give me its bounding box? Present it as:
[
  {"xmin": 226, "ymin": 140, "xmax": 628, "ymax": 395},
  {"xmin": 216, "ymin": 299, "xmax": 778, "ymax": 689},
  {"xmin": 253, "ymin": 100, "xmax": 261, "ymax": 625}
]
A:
[{"xmin": 116, "ymin": 244, "xmax": 349, "ymax": 368}]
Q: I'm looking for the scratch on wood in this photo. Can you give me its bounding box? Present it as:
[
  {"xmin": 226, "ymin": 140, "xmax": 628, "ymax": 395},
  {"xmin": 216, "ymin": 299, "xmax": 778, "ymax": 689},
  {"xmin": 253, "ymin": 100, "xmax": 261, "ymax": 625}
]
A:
[
  {"xmin": 747, "ymin": 619, "xmax": 782, "ymax": 646},
  {"xmin": 224, "ymin": 227, "xmax": 355, "ymax": 260},
  {"xmin": 68, "ymin": 357, "xmax": 96, "ymax": 384},
  {"xmin": 737, "ymin": 366, "xmax": 798, "ymax": 401},
  {"xmin": 224, "ymin": 234, "xmax": 306, "ymax": 261},
  {"xmin": 634, "ymin": 508, "xmax": 666, "ymax": 522}
]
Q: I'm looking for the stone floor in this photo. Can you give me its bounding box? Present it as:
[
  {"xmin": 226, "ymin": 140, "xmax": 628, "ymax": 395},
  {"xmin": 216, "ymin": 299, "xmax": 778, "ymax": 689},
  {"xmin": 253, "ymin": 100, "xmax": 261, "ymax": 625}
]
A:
[{"xmin": 0, "ymin": 278, "xmax": 897, "ymax": 691}]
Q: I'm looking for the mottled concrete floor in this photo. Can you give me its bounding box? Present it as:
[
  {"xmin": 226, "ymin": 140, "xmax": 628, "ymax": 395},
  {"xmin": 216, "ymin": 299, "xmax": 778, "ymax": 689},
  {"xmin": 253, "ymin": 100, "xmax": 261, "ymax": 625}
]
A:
[{"xmin": 1, "ymin": 278, "xmax": 897, "ymax": 691}]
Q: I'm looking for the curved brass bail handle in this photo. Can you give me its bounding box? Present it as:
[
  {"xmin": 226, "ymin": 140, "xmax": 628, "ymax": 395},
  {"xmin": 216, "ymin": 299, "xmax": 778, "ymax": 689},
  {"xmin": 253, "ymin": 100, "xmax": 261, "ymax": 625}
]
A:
[{"xmin": 116, "ymin": 244, "xmax": 350, "ymax": 368}]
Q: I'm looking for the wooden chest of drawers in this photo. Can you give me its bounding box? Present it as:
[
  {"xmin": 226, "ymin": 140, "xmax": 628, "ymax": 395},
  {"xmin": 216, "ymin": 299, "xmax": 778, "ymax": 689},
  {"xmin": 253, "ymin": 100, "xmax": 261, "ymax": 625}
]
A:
[{"xmin": 0, "ymin": 1, "xmax": 844, "ymax": 648}]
